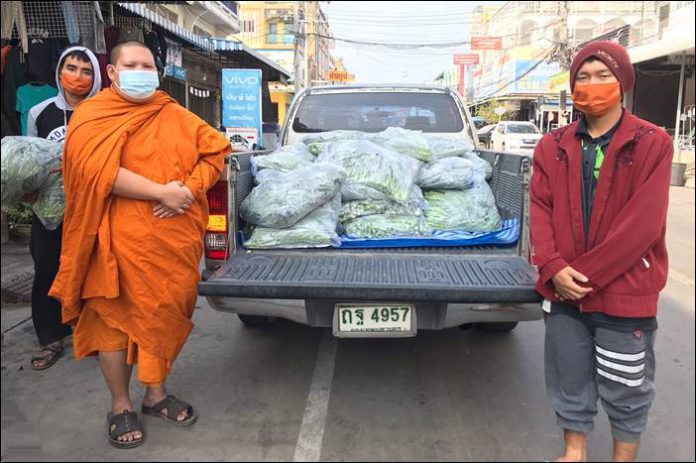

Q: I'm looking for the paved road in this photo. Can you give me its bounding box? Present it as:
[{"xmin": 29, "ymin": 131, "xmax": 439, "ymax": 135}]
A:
[{"xmin": 2, "ymin": 188, "xmax": 693, "ymax": 461}]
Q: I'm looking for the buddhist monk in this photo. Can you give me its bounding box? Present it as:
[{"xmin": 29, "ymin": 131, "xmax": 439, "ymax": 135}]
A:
[{"xmin": 49, "ymin": 41, "xmax": 231, "ymax": 448}]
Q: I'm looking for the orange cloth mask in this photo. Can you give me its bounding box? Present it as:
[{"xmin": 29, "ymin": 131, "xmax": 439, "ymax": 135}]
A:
[
  {"xmin": 60, "ymin": 71, "xmax": 93, "ymax": 96},
  {"xmin": 571, "ymin": 82, "xmax": 621, "ymax": 117}
]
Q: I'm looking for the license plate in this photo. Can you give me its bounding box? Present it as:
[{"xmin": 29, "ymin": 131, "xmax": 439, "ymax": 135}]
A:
[{"xmin": 333, "ymin": 304, "xmax": 416, "ymax": 338}]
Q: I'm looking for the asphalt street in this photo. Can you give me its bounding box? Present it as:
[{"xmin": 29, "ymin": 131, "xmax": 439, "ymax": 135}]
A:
[{"xmin": 1, "ymin": 187, "xmax": 693, "ymax": 462}]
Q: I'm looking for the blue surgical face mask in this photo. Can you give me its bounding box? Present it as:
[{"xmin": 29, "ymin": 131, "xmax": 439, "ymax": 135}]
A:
[{"xmin": 116, "ymin": 70, "xmax": 159, "ymax": 100}]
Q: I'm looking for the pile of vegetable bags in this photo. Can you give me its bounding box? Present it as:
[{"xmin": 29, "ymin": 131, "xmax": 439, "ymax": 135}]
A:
[
  {"xmin": 242, "ymin": 127, "xmax": 502, "ymax": 249},
  {"xmin": 1, "ymin": 136, "xmax": 65, "ymax": 230}
]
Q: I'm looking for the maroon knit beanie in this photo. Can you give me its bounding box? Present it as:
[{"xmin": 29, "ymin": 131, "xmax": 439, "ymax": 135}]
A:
[{"xmin": 570, "ymin": 40, "xmax": 635, "ymax": 93}]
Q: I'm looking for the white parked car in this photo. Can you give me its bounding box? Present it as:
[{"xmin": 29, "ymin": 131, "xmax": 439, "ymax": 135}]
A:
[{"xmin": 490, "ymin": 121, "xmax": 542, "ymax": 154}]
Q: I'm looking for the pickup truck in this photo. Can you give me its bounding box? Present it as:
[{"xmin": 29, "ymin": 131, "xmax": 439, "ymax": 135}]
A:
[{"xmin": 198, "ymin": 84, "xmax": 542, "ymax": 336}]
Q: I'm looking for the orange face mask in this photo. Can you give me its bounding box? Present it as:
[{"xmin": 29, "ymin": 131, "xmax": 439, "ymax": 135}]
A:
[
  {"xmin": 60, "ymin": 71, "xmax": 93, "ymax": 96},
  {"xmin": 571, "ymin": 82, "xmax": 621, "ymax": 117}
]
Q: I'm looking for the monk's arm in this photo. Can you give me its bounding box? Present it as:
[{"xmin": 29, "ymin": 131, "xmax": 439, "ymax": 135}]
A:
[
  {"xmin": 113, "ymin": 168, "xmax": 193, "ymax": 212},
  {"xmin": 184, "ymin": 159, "xmax": 223, "ymax": 200}
]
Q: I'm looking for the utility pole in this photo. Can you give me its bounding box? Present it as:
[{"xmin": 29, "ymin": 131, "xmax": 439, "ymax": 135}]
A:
[{"xmin": 294, "ymin": 2, "xmax": 305, "ymax": 95}]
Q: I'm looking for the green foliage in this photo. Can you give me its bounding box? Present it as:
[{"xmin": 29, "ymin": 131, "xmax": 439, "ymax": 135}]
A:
[
  {"xmin": 2, "ymin": 204, "xmax": 33, "ymax": 227},
  {"xmin": 474, "ymin": 100, "xmax": 518, "ymax": 124}
]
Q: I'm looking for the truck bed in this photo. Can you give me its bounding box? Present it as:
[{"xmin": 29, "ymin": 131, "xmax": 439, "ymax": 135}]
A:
[{"xmin": 199, "ymin": 150, "xmax": 540, "ymax": 304}]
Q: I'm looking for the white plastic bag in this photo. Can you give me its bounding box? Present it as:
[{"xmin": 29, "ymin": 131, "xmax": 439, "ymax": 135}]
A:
[
  {"xmin": 318, "ymin": 139, "xmax": 421, "ymax": 203},
  {"xmin": 240, "ymin": 162, "xmax": 346, "ymax": 229},
  {"xmin": 245, "ymin": 195, "xmax": 341, "ymax": 249}
]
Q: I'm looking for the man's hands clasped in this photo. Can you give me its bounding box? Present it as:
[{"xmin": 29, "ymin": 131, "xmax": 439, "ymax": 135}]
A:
[
  {"xmin": 551, "ymin": 266, "xmax": 593, "ymax": 301},
  {"xmin": 153, "ymin": 181, "xmax": 194, "ymax": 219}
]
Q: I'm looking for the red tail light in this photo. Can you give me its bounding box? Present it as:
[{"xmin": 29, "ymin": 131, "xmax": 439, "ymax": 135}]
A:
[{"xmin": 205, "ymin": 181, "xmax": 229, "ymax": 260}]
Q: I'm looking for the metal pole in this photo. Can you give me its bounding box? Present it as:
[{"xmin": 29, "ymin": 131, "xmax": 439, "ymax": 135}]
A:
[
  {"xmin": 294, "ymin": 1, "xmax": 301, "ymax": 95},
  {"xmin": 674, "ymin": 51, "xmax": 686, "ymax": 162}
]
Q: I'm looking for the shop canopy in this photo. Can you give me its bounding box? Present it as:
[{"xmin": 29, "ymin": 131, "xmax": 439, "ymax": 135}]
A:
[
  {"xmin": 206, "ymin": 38, "xmax": 291, "ymax": 83},
  {"xmin": 116, "ymin": 2, "xmax": 290, "ymax": 82}
]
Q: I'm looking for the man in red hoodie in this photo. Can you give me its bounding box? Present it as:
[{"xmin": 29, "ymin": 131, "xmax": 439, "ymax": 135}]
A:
[{"xmin": 530, "ymin": 41, "xmax": 672, "ymax": 462}]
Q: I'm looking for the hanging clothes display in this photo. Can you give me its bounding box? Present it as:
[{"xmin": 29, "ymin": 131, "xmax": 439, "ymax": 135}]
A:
[
  {"xmin": 1, "ymin": 45, "xmax": 27, "ymax": 136},
  {"xmin": 16, "ymin": 82, "xmax": 57, "ymax": 135},
  {"xmin": 1, "ymin": 2, "xmax": 28, "ymax": 53},
  {"xmin": 61, "ymin": 1, "xmax": 80, "ymax": 44}
]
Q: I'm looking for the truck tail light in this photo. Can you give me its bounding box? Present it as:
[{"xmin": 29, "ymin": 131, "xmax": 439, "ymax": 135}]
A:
[{"xmin": 205, "ymin": 181, "xmax": 229, "ymax": 260}]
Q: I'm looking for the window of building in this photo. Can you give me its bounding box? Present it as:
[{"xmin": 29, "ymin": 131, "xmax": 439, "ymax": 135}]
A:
[
  {"xmin": 145, "ymin": 4, "xmax": 179, "ymax": 24},
  {"xmin": 242, "ymin": 19, "xmax": 256, "ymax": 33},
  {"xmin": 518, "ymin": 19, "xmax": 536, "ymax": 46},
  {"xmin": 268, "ymin": 22, "xmax": 278, "ymax": 43},
  {"xmin": 193, "ymin": 25, "xmax": 213, "ymax": 38}
]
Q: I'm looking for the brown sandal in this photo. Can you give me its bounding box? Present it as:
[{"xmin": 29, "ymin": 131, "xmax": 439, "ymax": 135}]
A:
[
  {"xmin": 142, "ymin": 395, "xmax": 198, "ymax": 427},
  {"xmin": 31, "ymin": 343, "xmax": 64, "ymax": 371},
  {"xmin": 107, "ymin": 410, "xmax": 144, "ymax": 449}
]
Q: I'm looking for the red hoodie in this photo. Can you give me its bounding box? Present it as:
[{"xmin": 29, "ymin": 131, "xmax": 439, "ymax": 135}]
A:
[{"xmin": 530, "ymin": 110, "xmax": 672, "ymax": 318}]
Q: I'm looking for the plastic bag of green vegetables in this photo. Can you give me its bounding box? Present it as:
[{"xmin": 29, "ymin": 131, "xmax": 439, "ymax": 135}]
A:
[
  {"xmin": 424, "ymin": 183, "xmax": 502, "ymax": 232},
  {"xmin": 417, "ymin": 157, "xmax": 475, "ymax": 190},
  {"xmin": 251, "ymin": 143, "xmax": 314, "ymax": 174},
  {"xmin": 342, "ymin": 183, "xmax": 426, "ymax": 208},
  {"xmin": 427, "ymin": 137, "xmax": 474, "ymax": 160},
  {"xmin": 371, "ymin": 127, "xmax": 433, "ymax": 162},
  {"xmin": 302, "ymin": 130, "xmax": 368, "ymax": 155},
  {"xmin": 253, "ymin": 168, "xmax": 283, "ymax": 185},
  {"xmin": 339, "ymin": 199, "xmax": 423, "ymax": 223},
  {"xmin": 1, "ymin": 136, "xmax": 64, "ymax": 230},
  {"xmin": 462, "ymin": 152, "xmax": 493, "ymax": 181},
  {"xmin": 343, "ymin": 214, "xmax": 430, "ymax": 238},
  {"xmin": 245, "ymin": 195, "xmax": 341, "ymax": 249},
  {"xmin": 317, "ymin": 139, "xmax": 421, "ymax": 203},
  {"xmin": 240, "ymin": 162, "xmax": 346, "ymax": 229}
]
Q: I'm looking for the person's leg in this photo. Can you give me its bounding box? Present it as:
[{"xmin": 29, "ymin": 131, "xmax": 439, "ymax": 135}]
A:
[
  {"xmin": 30, "ymin": 216, "xmax": 71, "ymax": 368},
  {"xmin": 137, "ymin": 350, "xmax": 192, "ymax": 422},
  {"xmin": 594, "ymin": 327, "xmax": 657, "ymax": 462},
  {"xmin": 545, "ymin": 310, "xmax": 598, "ymax": 462},
  {"xmin": 143, "ymin": 383, "xmax": 192, "ymax": 422},
  {"xmin": 99, "ymin": 350, "xmax": 142, "ymax": 443}
]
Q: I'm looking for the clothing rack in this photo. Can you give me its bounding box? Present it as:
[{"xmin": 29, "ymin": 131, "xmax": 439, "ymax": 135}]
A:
[{"xmin": 19, "ymin": 1, "xmax": 97, "ymax": 39}]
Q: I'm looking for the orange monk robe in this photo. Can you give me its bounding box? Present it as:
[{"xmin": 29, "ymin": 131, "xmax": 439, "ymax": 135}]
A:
[{"xmin": 49, "ymin": 88, "xmax": 231, "ymax": 385}]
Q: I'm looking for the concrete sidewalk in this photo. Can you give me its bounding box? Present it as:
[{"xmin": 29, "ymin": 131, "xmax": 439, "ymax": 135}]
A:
[{"xmin": 1, "ymin": 240, "xmax": 34, "ymax": 306}]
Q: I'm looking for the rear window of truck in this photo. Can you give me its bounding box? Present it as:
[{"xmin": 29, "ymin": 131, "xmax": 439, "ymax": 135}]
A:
[{"xmin": 292, "ymin": 92, "xmax": 465, "ymax": 133}]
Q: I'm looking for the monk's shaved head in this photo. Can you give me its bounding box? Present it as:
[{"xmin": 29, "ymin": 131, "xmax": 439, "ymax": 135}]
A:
[{"xmin": 110, "ymin": 41, "xmax": 154, "ymax": 66}]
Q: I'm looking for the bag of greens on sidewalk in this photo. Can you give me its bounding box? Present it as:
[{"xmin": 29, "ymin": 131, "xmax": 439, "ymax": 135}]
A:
[
  {"xmin": 371, "ymin": 127, "xmax": 433, "ymax": 162},
  {"xmin": 302, "ymin": 130, "xmax": 368, "ymax": 155},
  {"xmin": 417, "ymin": 157, "xmax": 476, "ymax": 190},
  {"xmin": 317, "ymin": 139, "xmax": 421, "ymax": 203},
  {"xmin": 1, "ymin": 136, "xmax": 64, "ymax": 230},
  {"xmin": 245, "ymin": 195, "xmax": 341, "ymax": 249},
  {"xmin": 424, "ymin": 182, "xmax": 502, "ymax": 232},
  {"xmin": 343, "ymin": 214, "xmax": 430, "ymax": 238},
  {"xmin": 240, "ymin": 162, "xmax": 346, "ymax": 229}
]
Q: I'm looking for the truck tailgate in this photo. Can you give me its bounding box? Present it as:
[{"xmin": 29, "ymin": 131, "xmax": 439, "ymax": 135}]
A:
[{"xmin": 199, "ymin": 251, "xmax": 541, "ymax": 303}]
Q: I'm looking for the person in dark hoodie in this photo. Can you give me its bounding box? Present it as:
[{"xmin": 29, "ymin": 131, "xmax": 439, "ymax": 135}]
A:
[
  {"xmin": 25, "ymin": 46, "xmax": 102, "ymax": 370},
  {"xmin": 530, "ymin": 41, "xmax": 672, "ymax": 462}
]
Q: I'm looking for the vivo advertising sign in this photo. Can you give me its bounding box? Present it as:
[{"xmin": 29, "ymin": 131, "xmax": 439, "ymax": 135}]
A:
[{"xmin": 222, "ymin": 69, "xmax": 262, "ymax": 151}]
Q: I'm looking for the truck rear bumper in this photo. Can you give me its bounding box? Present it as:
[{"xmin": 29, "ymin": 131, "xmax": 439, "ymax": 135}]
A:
[{"xmin": 205, "ymin": 297, "xmax": 543, "ymax": 329}]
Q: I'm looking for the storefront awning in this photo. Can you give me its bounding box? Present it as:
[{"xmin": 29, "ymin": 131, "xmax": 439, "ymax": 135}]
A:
[
  {"xmin": 206, "ymin": 38, "xmax": 291, "ymax": 82},
  {"xmin": 116, "ymin": 2, "xmax": 214, "ymax": 52}
]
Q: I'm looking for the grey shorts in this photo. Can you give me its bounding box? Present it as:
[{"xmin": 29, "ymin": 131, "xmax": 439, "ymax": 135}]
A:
[{"xmin": 544, "ymin": 310, "xmax": 656, "ymax": 442}]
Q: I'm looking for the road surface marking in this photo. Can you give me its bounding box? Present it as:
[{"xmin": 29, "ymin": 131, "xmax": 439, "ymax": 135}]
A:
[{"xmin": 293, "ymin": 330, "xmax": 338, "ymax": 462}]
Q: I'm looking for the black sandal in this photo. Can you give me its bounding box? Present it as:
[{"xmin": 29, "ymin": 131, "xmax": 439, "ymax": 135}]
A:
[
  {"xmin": 142, "ymin": 395, "xmax": 198, "ymax": 427},
  {"xmin": 107, "ymin": 410, "xmax": 144, "ymax": 449},
  {"xmin": 31, "ymin": 343, "xmax": 64, "ymax": 371}
]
